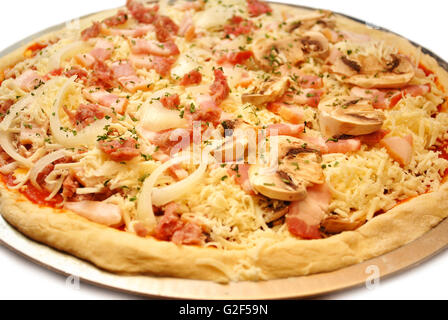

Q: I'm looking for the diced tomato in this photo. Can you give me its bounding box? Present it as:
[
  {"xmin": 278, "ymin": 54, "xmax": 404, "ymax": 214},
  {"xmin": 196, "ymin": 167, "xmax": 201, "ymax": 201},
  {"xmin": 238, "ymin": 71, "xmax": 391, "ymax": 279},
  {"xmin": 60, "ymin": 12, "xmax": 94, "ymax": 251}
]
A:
[
  {"xmin": 160, "ymin": 94, "xmax": 180, "ymax": 109},
  {"xmin": 25, "ymin": 42, "xmax": 49, "ymax": 57},
  {"xmin": 218, "ymin": 50, "xmax": 254, "ymax": 65},
  {"xmin": 180, "ymin": 69, "xmax": 202, "ymax": 86},
  {"xmin": 154, "ymin": 15, "xmax": 179, "ymax": 42},
  {"xmin": 418, "ymin": 63, "xmax": 434, "ymax": 77},
  {"xmin": 22, "ymin": 182, "xmax": 63, "ymax": 207},
  {"xmin": 247, "ymin": 0, "xmax": 272, "ymax": 17},
  {"xmin": 210, "ymin": 69, "xmax": 230, "ymax": 105},
  {"xmin": 99, "ymin": 137, "xmax": 140, "ymax": 162},
  {"xmin": 223, "ymin": 16, "xmax": 254, "ymax": 37}
]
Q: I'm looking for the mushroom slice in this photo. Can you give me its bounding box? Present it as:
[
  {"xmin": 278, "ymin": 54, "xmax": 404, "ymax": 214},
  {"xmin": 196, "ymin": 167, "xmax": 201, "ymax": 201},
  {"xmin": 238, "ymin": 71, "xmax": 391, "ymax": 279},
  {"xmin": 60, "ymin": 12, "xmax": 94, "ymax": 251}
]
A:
[
  {"xmin": 318, "ymin": 97, "xmax": 386, "ymax": 138},
  {"xmin": 321, "ymin": 214, "xmax": 364, "ymax": 234},
  {"xmin": 242, "ymin": 77, "xmax": 290, "ymax": 106},
  {"xmin": 258, "ymin": 198, "xmax": 290, "ymax": 224},
  {"xmin": 287, "ymin": 10, "xmax": 333, "ymax": 32},
  {"xmin": 346, "ymin": 54, "xmax": 415, "ymax": 89},
  {"xmin": 300, "ymin": 31, "xmax": 329, "ymax": 58},
  {"xmin": 214, "ymin": 119, "xmax": 253, "ymax": 163},
  {"xmin": 253, "ymin": 38, "xmax": 304, "ymax": 71},
  {"xmin": 249, "ymin": 136, "xmax": 325, "ymax": 201}
]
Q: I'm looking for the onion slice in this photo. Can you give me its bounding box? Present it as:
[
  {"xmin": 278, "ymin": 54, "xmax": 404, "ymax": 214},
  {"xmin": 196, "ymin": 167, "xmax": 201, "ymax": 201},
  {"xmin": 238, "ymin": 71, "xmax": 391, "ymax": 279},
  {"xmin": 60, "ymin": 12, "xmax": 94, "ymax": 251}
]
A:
[
  {"xmin": 0, "ymin": 133, "xmax": 33, "ymax": 167},
  {"xmin": 48, "ymin": 41, "xmax": 88, "ymax": 70},
  {"xmin": 137, "ymin": 153, "xmax": 210, "ymax": 230},
  {"xmin": 29, "ymin": 149, "xmax": 69, "ymax": 190},
  {"xmin": 50, "ymin": 78, "xmax": 111, "ymax": 148}
]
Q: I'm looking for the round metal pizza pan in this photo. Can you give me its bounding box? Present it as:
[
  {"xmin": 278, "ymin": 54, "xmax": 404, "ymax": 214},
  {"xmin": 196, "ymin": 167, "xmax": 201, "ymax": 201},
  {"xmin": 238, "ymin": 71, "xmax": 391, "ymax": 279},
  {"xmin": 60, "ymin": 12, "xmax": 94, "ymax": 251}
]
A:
[{"xmin": 1, "ymin": 1, "xmax": 448, "ymax": 300}]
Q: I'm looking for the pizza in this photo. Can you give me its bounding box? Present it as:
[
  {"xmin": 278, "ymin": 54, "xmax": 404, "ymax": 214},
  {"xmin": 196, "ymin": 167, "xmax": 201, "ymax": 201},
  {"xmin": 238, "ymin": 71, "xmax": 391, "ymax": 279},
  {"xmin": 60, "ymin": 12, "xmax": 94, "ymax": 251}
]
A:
[{"xmin": 1, "ymin": 0, "xmax": 448, "ymax": 283}]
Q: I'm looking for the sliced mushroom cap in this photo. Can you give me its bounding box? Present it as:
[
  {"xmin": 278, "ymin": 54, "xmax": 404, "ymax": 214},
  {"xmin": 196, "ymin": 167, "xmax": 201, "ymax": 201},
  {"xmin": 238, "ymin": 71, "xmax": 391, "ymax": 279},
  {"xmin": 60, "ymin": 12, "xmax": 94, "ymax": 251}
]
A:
[
  {"xmin": 300, "ymin": 31, "xmax": 329, "ymax": 58},
  {"xmin": 253, "ymin": 37, "xmax": 304, "ymax": 71},
  {"xmin": 249, "ymin": 136, "xmax": 325, "ymax": 201},
  {"xmin": 242, "ymin": 77, "xmax": 290, "ymax": 106},
  {"xmin": 331, "ymin": 52, "xmax": 415, "ymax": 88},
  {"xmin": 318, "ymin": 97, "xmax": 386, "ymax": 137},
  {"xmin": 321, "ymin": 215, "xmax": 364, "ymax": 234},
  {"xmin": 214, "ymin": 119, "xmax": 253, "ymax": 162}
]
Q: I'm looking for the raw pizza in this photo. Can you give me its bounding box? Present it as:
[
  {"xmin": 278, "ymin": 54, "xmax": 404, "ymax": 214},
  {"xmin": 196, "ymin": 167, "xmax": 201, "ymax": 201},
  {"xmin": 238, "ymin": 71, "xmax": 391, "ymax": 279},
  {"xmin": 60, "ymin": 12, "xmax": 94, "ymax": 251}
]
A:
[{"xmin": 1, "ymin": 0, "xmax": 448, "ymax": 283}]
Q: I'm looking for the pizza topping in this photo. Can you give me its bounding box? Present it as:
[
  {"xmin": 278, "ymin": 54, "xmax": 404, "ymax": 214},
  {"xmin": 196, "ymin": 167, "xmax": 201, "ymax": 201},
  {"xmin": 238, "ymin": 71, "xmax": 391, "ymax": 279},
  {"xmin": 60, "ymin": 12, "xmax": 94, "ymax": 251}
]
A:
[
  {"xmin": 15, "ymin": 70, "xmax": 45, "ymax": 91},
  {"xmin": 126, "ymin": 0, "xmax": 159, "ymax": 24},
  {"xmin": 180, "ymin": 69, "xmax": 202, "ymax": 86},
  {"xmin": 318, "ymin": 97, "xmax": 386, "ymax": 137},
  {"xmin": 209, "ymin": 69, "xmax": 230, "ymax": 106},
  {"xmin": 64, "ymin": 201, "xmax": 123, "ymax": 227},
  {"xmin": 81, "ymin": 22, "xmax": 101, "ymax": 41},
  {"xmin": 249, "ymin": 136, "xmax": 324, "ymax": 201},
  {"xmin": 99, "ymin": 137, "xmax": 140, "ymax": 162},
  {"xmin": 129, "ymin": 38, "xmax": 180, "ymax": 57},
  {"xmin": 64, "ymin": 104, "xmax": 107, "ymax": 129},
  {"xmin": 286, "ymin": 183, "xmax": 332, "ymax": 239},
  {"xmin": 224, "ymin": 16, "xmax": 254, "ymax": 37},
  {"xmin": 299, "ymin": 31, "xmax": 330, "ymax": 58},
  {"xmin": 380, "ymin": 135, "xmax": 414, "ymax": 167},
  {"xmin": 103, "ymin": 10, "xmax": 129, "ymax": 27},
  {"xmin": 253, "ymin": 37, "xmax": 304, "ymax": 71},
  {"xmin": 247, "ymin": 0, "xmax": 272, "ymax": 17},
  {"xmin": 242, "ymin": 77, "xmax": 289, "ymax": 106}
]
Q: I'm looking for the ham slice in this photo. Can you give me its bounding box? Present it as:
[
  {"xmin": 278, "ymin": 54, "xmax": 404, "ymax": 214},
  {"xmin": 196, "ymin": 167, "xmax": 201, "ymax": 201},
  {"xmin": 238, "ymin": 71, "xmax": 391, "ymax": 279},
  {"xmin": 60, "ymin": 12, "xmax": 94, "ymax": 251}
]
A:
[
  {"xmin": 16, "ymin": 70, "xmax": 44, "ymax": 91},
  {"xmin": 380, "ymin": 135, "xmax": 413, "ymax": 166},
  {"xmin": 83, "ymin": 87, "xmax": 128, "ymax": 114},
  {"xmin": 64, "ymin": 201, "xmax": 123, "ymax": 227},
  {"xmin": 286, "ymin": 183, "xmax": 332, "ymax": 240}
]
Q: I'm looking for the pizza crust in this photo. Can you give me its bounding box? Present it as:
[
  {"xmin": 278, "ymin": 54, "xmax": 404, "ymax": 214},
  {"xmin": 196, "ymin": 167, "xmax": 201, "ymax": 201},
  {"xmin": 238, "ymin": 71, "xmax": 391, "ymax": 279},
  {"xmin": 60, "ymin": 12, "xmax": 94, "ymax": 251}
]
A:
[{"xmin": 1, "ymin": 3, "xmax": 448, "ymax": 283}]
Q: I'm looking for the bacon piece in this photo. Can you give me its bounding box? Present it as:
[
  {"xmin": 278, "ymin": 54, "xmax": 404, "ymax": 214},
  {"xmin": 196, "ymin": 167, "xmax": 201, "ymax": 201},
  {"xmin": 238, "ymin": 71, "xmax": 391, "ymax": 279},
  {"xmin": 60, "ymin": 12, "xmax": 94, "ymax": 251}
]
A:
[
  {"xmin": 180, "ymin": 69, "xmax": 202, "ymax": 86},
  {"xmin": 0, "ymin": 99, "xmax": 14, "ymax": 120},
  {"xmin": 103, "ymin": 10, "xmax": 128, "ymax": 27},
  {"xmin": 172, "ymin": 223, "xmax": 205, "ymax": 245},
  {"xmin": 83, "ymin": 87, "xmax": 128, "ymax": 114},
  {"xmin": 152, "ymin": 151, "xmax": 189, "ymax": 180},
  {"xmin": 194, "ymin": 95, "xmax": 223, "ymax": 124},
  {"xmin": 15, "ymin": 70, "xmax": 44, "ymax": 91},
  {"xmin": 267, "ymin": 102, "xmax": 304, "ymax": 124},
  {"xmin": 75, "ymin": 53, "xmax": 96, "ymax": 68},
  {"xmin": 64, "ymin": 104, "xmax": 106, "ymax": 129},
  {"xmin": 286, "ymin": 184, "xmax": 331, "ymax": 240},
  {"xmin": 81, "ymin": 22, "xmax": 101, "ymax": 41},
  {"xmin": 99, "ymin": 137, "xmax": 140, "ymax": 162},
  {"xmin": 89, "ymin": 39, "xmax": 114, "ymax": 62},
  {"xmin": 247, "ymin": 0, "xmax": 272, "ymax": 17},
  {"xmin": 130, "ymin": 38, "xmax": 180, "ymax": 56},
  {"xmin": 126, "ymin": 0, "xmax": 159, "ymax": 24},
  {"xmin": 265, "ymin": 123, "xmax": 305, "ymax": 138},
  {"xmin": 145, "ymin": 128, "xmax": 192, "ymax": 154},
  {"xmin": 218, "ymin": 50, "xmax": 254, "ymax": 66},
  {"xmin": 210, "ymin": 69, "xmax": 230, "ymax": 105},
  {"xmin": 326, "ymin": 138, "xmax": 361, "ymax": 154},
  {"xmin": 228, "ymin": 164, "xmax": 255, "ymax": 195},
  {"xmin": 357, "ymin": 129, "xmax": 390, "ymax": 147},
  {"xmin": 62, "ymin": 175, "xmax": 79, "ymax": 199},
  {"xmin": 111, "ymin": 60, "xmax": 151, "ymax": 92},
  {"xmin": 130, "ymin": 54, "xmax": 175, "ymax": 77},
  {"xmin": 160, "ymin": 94, "xmax": 180, "ymax": 110},
  {"xmin": 380, "ymin": 135, "xmax": 413, "ymax": 167},
  {"xmin": 87, "ymin": 61, "xmax": 117, "ymax": 90},
  {"xmin": 223, "ymin": 16, "xmax": 254, "ymax": 37},
  {"xmin": 64, "ymin": 67, "xmax": 88, "ymax": 82},
  {"xmin": 282, "ymin": 89, "xmax": 323, "ymax": 108},
  {"xmin": 154, "ymin": 203, "xmax": 205, "ymax": 245}
]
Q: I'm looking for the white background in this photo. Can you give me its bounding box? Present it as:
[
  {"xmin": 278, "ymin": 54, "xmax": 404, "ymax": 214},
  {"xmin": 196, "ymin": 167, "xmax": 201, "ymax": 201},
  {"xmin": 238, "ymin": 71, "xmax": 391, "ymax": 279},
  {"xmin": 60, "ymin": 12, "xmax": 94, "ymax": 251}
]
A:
[{"xmin": 0, "ymin": 0, "xmax": 447, "ymax": 300}]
